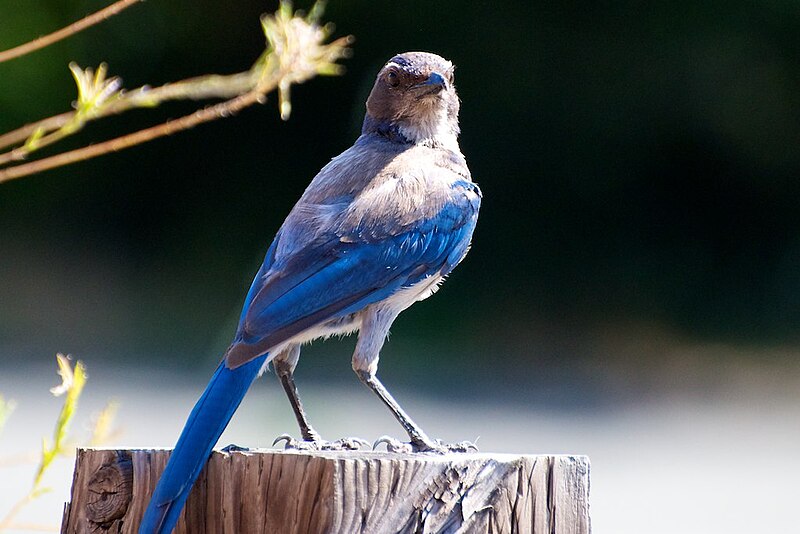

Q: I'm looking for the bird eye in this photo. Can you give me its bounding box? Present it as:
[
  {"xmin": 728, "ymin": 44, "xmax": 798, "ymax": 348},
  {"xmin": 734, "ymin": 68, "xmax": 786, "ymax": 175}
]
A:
[{"xmin": 386, "ymin": 70, "xmax": 400, "ymax": 87}]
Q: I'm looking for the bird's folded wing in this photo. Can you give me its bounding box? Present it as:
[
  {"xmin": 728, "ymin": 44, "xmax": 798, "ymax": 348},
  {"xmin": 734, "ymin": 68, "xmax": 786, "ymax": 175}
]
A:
[{"xmin": 224, "ymin": 193, "xmax": 479, "ymax": 368}]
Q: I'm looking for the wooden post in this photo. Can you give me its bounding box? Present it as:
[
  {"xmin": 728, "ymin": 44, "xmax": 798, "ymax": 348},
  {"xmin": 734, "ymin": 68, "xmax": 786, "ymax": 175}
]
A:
[{"xmin": 61, "ymin": 448, "xmax": 591, "ymax": 533}]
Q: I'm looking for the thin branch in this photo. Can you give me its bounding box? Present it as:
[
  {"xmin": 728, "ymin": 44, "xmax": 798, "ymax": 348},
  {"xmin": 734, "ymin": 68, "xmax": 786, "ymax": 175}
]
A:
[
  {"xmin": 0, "ymin": 451, "xmax": 39, "ymax": 468},
  {"xmin": 0, "ymin": 72, "xmax": 255, "ymax": 153},
  {"xmin": 0, "ymin": 494, "xmax": 33, "ymax": 532},
  {"xmin": 0, "ymin": 89, "xmax": 263, "ymax": 183},
  {"xmin": 0, "ymin": 112, "xmax": 74, "ymax": 152},
  {"xmin": 0, "ymin": 71, "xmax": 257, "ymax": 163},
  {"xmin": 0, "ymin": 2, "xmax": 352, "ymax": 183},
  {"xmin": 0, "ymin": 0, "xmax": 143, "ymax": 64}
]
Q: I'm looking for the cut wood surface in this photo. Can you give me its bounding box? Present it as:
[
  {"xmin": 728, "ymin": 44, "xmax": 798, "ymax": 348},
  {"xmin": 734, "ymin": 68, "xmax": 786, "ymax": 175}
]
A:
[{"xmin": 61, "ymin": 448, "xmax": 591, "ymax": 534}]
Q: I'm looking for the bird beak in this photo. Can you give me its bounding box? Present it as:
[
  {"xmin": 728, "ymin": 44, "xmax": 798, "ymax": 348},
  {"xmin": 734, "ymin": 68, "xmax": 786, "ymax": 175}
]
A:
[{"xmin": 413, "ymin": 72, "xmax": 447, "ymax": 93}]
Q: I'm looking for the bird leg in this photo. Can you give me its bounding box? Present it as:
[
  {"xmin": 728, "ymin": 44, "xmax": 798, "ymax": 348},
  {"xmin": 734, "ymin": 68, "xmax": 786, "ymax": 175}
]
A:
[
  {"xmin": 352, "ymin": 308, "xmax": 475, "ymax": 453},
  {"xmin": 273, "ymin": 357, "xmax": 321, "ymax": 442},
  {"xmin": 272, "ymin": 352, "xmax": 367, "ymax": 451},
  {"xmin": 356, "ymin": 369, "xmax": 456, "ymax": 453}
]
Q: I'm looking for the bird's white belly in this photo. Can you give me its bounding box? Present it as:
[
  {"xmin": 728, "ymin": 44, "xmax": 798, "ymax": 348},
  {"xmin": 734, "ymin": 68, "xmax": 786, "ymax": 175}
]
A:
[{"xmin": 264, "ymin": 273, "xmax": 444, "ymax": 364}]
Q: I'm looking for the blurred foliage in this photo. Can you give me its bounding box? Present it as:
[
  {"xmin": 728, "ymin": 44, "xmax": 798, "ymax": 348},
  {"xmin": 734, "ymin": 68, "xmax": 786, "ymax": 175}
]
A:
[
  {"xmin": 1, "ymin": 1, "xmax": 799, "ymax": 370},
  {"xmin": 34, "ymin": 354, "xmax": 86, "ymax": 490},
  {"xmin": 0, "ymin": 395, "xmax": 15, "ymax": 436},
  {"xmin": 0, "ymin": 355, "xmax": 118, "ymax": 531}
]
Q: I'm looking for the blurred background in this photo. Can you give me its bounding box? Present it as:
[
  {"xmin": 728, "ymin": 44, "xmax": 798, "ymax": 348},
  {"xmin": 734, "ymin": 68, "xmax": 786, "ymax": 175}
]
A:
[{"xmin": 1, "ymin": 1, "xmax": 799, "ymax": 532}]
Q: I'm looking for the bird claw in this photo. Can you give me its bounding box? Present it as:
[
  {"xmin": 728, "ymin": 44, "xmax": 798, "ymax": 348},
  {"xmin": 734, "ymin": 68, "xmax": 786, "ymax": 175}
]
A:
[
  {"xmin": 272, "ymin": 433, "xmax": 297, "ymax": 448},
  {"xmin": 373, "ymin": 435, "xmax": 479, "ymax": 454},
  {"xmin": 373, "ymin": 435, "xmax": 414, "ymax": 453},
  {"xmin": 447, "ymin": 440, "xmax": 480, "ymax": 453},
  {"xmin": 221, "ymin": 443, "xmax": 251, "ymax": 453},
  {"xmin": 328, "ymin": 437, "xmax": 370, "ymax": 450},
  {"xmin": 272, "ymin": 434, "xmax": 368, "ymax": 451}
]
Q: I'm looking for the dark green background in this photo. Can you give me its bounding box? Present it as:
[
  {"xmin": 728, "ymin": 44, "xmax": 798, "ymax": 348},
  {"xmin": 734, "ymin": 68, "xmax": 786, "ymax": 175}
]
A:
[{"xmin": 1, "ymin": 1, "xmax": 799, "ymax": 398}]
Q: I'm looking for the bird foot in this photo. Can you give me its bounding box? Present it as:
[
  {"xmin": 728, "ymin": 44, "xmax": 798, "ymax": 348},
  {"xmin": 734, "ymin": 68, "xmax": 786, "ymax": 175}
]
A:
[
  {"xmin": 372, "ymin": 435, "xmax": 479, "ymax": 454},
  {"xmin": 221, "ymin": 443, "xmax": 251, "ymax": 453},
  {"xmin": 272, "ymin": 433, "xmax": 369, "ymax": 451}
]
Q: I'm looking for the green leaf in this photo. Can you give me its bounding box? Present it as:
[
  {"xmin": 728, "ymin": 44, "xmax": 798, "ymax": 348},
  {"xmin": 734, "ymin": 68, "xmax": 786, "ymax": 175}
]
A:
[{"xmin": 0, "ymin": 394, "xmax": 16, "ymax": 436}]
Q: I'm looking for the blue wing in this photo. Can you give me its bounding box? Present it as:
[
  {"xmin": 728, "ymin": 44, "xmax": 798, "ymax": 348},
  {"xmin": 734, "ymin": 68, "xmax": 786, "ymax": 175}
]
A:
[
  {"xmin": 140, "ymin": 180, "xmax": 480, "ymax": 532},
  {"xmin": 224, "ymin": 181, "xmax": 481, "ymax": 367}
]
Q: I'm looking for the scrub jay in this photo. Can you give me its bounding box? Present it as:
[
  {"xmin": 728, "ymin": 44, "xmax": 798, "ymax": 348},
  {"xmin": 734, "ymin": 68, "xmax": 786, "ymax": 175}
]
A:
[{"xmin": 139, "ymin": 51, "xmax": 481, "ymax": 533}]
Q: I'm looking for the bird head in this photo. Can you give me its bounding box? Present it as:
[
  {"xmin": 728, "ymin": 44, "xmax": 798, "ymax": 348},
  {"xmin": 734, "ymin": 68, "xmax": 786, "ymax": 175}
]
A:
[{"xmin": 363, "ymin": 52, "xmax": 460, "ymax": 147}]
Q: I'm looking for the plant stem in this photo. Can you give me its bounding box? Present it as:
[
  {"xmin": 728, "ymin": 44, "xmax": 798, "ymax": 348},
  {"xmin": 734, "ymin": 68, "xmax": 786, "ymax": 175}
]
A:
[
  {"xmin": 0, "ymin": 493, "xmax": 33, "ymax": 532},
  {"xmin": 0, "ymin": 113, "xmax": 74, "ymax": 152},
  {"xmin": 0, "ymin": 89, "xmax": 265, "ymax": 183},
  {"xmin": 0, "ymin": 71, "xmax": 255, "ymax": 153},
  {"xmin": 0, "ymin": 2, "xmax": 351, "ymax": 182},
  {"xmin": 0, "ymin": 0, "xmax": 144, "ymax": 64}
]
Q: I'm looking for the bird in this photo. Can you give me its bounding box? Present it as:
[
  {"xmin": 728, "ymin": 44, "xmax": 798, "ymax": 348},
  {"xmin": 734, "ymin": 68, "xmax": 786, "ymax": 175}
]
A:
[{"xmin": 138, "ymin": 51, "xmax": 482, "ymax": 534}]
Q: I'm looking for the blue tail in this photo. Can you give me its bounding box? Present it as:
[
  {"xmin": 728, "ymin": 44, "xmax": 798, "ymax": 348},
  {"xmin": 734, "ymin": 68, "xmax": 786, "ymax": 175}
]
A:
[{"xmin": 139, "ymin": 355, "xmax": 267, "ymax": 534}]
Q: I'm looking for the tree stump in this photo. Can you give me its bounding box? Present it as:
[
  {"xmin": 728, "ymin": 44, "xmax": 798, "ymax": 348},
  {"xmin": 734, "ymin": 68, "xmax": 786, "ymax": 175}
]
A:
[{"xmin": 61, "ymin": 448, "xmax": 591, "ymax": 533}]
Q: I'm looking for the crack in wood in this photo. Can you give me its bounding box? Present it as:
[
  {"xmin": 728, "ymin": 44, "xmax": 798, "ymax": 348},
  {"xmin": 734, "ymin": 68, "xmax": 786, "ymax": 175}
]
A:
[{"xmin": 61, "ymin": 449, "xmax": 590, "ymax": 534}]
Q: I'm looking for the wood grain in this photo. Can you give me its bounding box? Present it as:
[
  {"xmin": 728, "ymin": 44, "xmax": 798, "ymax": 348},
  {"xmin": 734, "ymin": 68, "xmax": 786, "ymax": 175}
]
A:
[{"xmin": 61, "ymin": 448, "xmax": 591, "ymax": 533}]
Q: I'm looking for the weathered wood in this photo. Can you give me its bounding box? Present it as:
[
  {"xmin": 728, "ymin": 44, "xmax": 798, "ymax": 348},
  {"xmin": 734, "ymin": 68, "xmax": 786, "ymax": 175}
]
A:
[{"xmin": 61, "ymin": 448, "xmax": 591, "ymax": 534}]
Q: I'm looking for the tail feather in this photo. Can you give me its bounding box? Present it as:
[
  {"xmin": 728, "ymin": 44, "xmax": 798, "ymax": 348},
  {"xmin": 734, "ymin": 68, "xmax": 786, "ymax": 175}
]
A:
[{"xmin": 139, "ymin": 355, "xmax": 267, "ymax": 534}]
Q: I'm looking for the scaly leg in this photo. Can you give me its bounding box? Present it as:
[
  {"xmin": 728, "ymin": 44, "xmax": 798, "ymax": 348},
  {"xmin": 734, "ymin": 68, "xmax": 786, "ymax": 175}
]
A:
[
  {"xmin": 273, "ymin": 345, "xmax": 366, "ymax": 450},
  {"xmin": 274, "ymin": 355, "xmax": 322, "ymax": 442},
  {"xmin": 352, "ymin": 306, "xmax": 476, "ymax": 453},
  {"xmin": 355, "ymin": 369, "xmax": 439, "ymax": 451}
]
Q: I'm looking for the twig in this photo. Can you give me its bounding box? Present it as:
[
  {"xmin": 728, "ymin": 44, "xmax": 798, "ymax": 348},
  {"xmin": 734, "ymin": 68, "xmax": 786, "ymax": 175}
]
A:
[
  {"xmin": 0, "ymin": 90, "xmax": 264, "ymax": 182},
  {"xmin": 0, "ymin": 2, "xmax": 351, "ymax": 182},
  {"xmin": 0, "ymin": 355, "xmax": 93, "ymax": 533},
  {"xmin": 0, "ymin": 0, "xmax": 143, "ymax": 64},
  {"xmin": 0, "ymin": 496, "xmax": 34, "ymax": 532},
  {"xmin": 0, "ymin": 452, "xmax": 39, "ymax": 468},
  {"xmin": 0, "ymin": 112, "xmax": 74, "ymax": 152},
  {"xmin": 0, "ymin": 72, "xmax": 254, "ymax": 153}
]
